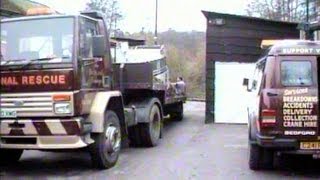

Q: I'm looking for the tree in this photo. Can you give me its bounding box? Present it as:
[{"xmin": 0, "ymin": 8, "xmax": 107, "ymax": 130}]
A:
[
  {"xmin": 246, "ymin": 0, "xmax": 310, "ymax": 22},
  {"xmin": 86, "ymin": 0, "xmax": 123, "ymax": 34}
]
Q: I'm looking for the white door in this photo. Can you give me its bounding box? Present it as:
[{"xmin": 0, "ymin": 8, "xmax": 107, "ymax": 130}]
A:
[{"xmin": 215, "ymin": 62, "xmax": 255, "ymax": 124}]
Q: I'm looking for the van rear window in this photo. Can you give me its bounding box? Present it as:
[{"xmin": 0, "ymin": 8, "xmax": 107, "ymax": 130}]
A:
[{"xmin": 281, "ymin": 61, "xmax": 313, "ymax": 86}]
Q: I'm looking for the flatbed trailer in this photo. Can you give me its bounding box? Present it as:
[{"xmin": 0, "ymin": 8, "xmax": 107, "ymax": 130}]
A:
[{"xmin": 112, "ymin": 44, "xmax": 187, "ymax": 123}]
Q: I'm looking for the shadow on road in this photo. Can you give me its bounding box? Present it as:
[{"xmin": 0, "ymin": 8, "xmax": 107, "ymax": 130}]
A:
[
  {"xmin": 250, "ymin": 155, "xmax": 320, "ymax": 179},
  {"xmin": 3, "ymin": 114, "xmax": 320, "ymax": 179},
  {"xmin": 271, "ymin": 155, "xmax": 320, "ymax": 178},
  {"xmin": 0, "ymin": 117, "xmax": 186, "ymax": 178},
  {"xmin": 0, "ymin": 152, "xmax": 98, "ymax": 178}
]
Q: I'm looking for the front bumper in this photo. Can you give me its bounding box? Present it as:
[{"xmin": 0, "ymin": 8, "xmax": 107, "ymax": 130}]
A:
[{"xmin": 0, "ymin": 117, "xmax": 93, "ymax": 149}]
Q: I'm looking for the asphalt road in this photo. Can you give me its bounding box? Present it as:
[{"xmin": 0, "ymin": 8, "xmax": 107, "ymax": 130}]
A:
[{"xmin": 2, "ymin": 101, "xmax": 320, "ymax": 179}]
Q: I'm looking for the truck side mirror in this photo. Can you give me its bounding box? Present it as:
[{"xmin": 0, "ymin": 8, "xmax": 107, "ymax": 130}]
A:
[
  {"xmin": 243, "ymin": 78, "xmax": 251, "ymax": 92},
  {"xmin": 92, "ymin": 35, "xmax": 106, "ymax": 57}
]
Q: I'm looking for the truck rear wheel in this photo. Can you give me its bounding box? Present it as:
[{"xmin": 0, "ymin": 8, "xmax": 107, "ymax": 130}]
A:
[
  {"xmin": 90, "ymin": 110, "xmax": 121, "ymax": 169},
  {"xmin": 129, "ymin": 102, "xmax": 162, "ymax": 147},
  {"xmin": 249, "ymin": 144, "xmax": 274, "ymax": 170},
  {"xmin": 0, "ymin": 149, "xmax": 23, "ymax": 166},
  {"xmin": 170, "ymin": 102, "xmax": 184, "ymax": 121}
]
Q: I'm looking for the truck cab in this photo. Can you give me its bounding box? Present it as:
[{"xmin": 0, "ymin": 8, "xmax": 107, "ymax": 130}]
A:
[
  {"xmin": 0, "ymin": 12, "xmax": 127, "ymax": 169},
  {"xmin": 244, "ymin": 40, "xmax": 320, "ymax": 170}
]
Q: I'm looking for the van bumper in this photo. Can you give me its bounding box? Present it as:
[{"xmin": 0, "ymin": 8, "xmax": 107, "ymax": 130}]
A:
[
  {"xmin": 256, "ymin": 134, "xmax": 298, "ymax": 149},
  {"xmin": 255, "ymin": 134, "xmax": 320, "ymax": 155}
]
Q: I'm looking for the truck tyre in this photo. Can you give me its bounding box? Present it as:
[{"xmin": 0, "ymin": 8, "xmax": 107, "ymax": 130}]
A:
[
  {"xmin": 249, "ymin": 144, "xmax": 274, "ymax": 170},
  {"xmin": 129, "ymin": 102, "xmax": 162, "ymax": 147},
  {"xmin": 90, "ymin": 110, "xmax": 121, "ymax": 169},
  {"xmin": 0, "ymin": 149, "xmax": 23, "ymax": 166},
  {"xmin": 140, "ymin": 103, "xmax": 161, "ymax": 147},
  {"xmin": 170, "ymin": 102, "xmax": 184, "ymax": 121}
]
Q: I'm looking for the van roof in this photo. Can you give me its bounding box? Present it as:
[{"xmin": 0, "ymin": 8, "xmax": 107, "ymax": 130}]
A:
[{"xmin": 266, "ymin": 40, "xmax": 320, "ymax": 56}]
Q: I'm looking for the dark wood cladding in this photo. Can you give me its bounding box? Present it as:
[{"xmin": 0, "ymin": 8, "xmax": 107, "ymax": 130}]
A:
[
  {"xmin": 207, "ymin": 54, "xmax": 261, "ymax": 63},
  {"xmin": 203, "ymin": 11, "xmax": 299, "ymax": 63},
  {"xmin": 207, "ymin": 28, "xmax": 298, "ymax": 40},
  {"xmin": 207, "ymin": 45, "xmax": 261, "ymax": 56},
  {"xmin": 203, "ymin": 11, "xmax": 300, "ymax": 123}
]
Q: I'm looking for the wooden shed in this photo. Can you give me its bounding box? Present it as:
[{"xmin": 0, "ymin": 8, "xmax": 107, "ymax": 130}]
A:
[{"xmin": 202, "ymin": 11, "xmax": 300, "ymax": 124}]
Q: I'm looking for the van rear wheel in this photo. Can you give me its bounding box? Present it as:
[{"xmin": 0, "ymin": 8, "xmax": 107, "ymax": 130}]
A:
[
  {"xmin": 249, "ymin": 144, "xmax": 274, "ymax": 170},
  {"xmin": 0, "ymin": 149, "xmax": 23, "ymax": 166}
]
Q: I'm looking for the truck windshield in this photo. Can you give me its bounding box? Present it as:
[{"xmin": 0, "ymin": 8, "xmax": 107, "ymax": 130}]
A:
[{"xmin": 0, "ymin": 17, "xmax": 74, "ymax": 66}]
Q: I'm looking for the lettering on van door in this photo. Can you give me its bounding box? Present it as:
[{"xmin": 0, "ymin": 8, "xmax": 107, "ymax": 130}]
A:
[{"xmin": 282, "ymin": 88, "xmax": 318, "ymax": 135}]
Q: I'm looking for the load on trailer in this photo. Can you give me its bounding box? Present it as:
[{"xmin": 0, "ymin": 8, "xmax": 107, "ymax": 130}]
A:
[
  {"xmin": 0, "ymin": 11, "xmax": 186, "ymax": 169},
  {"xmin": 243, "ymin": 39, "xmax": 320, "ymax": 170}
]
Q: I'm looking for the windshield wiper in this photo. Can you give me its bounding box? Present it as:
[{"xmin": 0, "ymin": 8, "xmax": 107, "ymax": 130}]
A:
[
  {"xmin": 19, "ymin": 57, "xmax": 57, "ymax": 70},
  {"xmin": 19, "ymin": 56, "xmax": 71, "ymax": 70},
  {"xmin": 1, "ymin": 58, "xmax": 27, "ymax": 66}
]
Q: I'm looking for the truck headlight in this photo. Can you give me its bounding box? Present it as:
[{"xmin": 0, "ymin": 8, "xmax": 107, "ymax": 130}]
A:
[{"xmin": 54, "ymin": 102, "xmax": 71, "ymax": 114}]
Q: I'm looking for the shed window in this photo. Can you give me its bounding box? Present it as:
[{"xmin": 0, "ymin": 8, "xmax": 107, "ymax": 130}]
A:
[{"xmin": 281, "ymin": 61, "xmax": 313, "ymax": 86}]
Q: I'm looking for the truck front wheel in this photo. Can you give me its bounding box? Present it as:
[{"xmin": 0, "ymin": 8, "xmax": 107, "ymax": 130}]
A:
[
  {"xmin": 90, "ymin": 110, "xmax": 121, "ymax": 169},
  {"xmin": 0, "ymin": 149, "xmax": 23, "ymax": 166}
]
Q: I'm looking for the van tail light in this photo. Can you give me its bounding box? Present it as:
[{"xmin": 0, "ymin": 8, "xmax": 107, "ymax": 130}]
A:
[{"xmin": 261, "ymin": 109, "xmax": 276, "ymax": 127}]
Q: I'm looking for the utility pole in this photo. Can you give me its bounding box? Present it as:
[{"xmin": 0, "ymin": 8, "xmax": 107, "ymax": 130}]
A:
[
  {"xmin": 155, "ymin": 0, "xmax": 158, "ymax": 45},
  {"xmin": 113, "ymin": 12, "xmax": 119, "ymax": 63},
  {"xmin": 305, "ymin": 0, "xmax": 314, "ymax": 40},
  {"xmin": 306, "ymin": 0, "xmax": 309, "ymax": 23}
]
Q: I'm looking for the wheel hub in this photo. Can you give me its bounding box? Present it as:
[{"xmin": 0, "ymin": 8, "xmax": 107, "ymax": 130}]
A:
[{"xmin": 105, "ymin": 125, "xmax": 121, "ymax": 153}]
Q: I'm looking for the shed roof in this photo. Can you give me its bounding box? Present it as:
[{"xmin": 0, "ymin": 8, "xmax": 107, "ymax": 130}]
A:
[{"xmin": 202, "ymin": 11, "xmax": 298, "ymax": 26}]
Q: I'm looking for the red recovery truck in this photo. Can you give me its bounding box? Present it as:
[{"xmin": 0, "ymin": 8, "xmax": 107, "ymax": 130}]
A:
[{"xmin": 0, "ymin": 10, "xmax": 186, "ymax": 169}]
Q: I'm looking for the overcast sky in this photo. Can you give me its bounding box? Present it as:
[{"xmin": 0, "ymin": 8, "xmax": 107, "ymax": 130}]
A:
[{"xmin": 33, "ymin": 0, "xmax": 249, "ymax": 32}]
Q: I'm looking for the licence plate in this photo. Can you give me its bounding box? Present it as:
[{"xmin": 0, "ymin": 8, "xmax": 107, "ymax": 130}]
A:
[
  {"xmin": 300, "ymin": 142, "xmax": 320, "ymax": 150},
  {"xmin": 0, "ymin": 109, "xmax": 17, "ymax": 118}
]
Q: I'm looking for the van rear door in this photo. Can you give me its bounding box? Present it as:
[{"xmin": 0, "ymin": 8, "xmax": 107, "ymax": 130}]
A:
[{"xmin": 276, "ymin": 56, "xmax": 318, "ymax": 140}]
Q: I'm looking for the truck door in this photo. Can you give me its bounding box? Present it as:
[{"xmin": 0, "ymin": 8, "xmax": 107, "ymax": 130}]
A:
[
  {"xmin": 274, "ymin": 56, "xmax": 318, "ymax": 140},
  {"xmin": 79, "ymin": 17, "xmax": 104, "ymax": 89}
]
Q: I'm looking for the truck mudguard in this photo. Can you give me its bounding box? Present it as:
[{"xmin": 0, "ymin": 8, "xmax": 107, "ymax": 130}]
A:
[
  {"xmin": 129, "ymin": 98, "xmax": 163, "ymax": 123},
  {"xmin": 88, "ymin": 91, "xmax": 123, "ymax": 133}
]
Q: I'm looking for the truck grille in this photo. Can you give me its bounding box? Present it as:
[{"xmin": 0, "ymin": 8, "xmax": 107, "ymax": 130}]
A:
[{"xmin": 0, "ymin": 93, "xmax": 73, "ymax": 117}]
